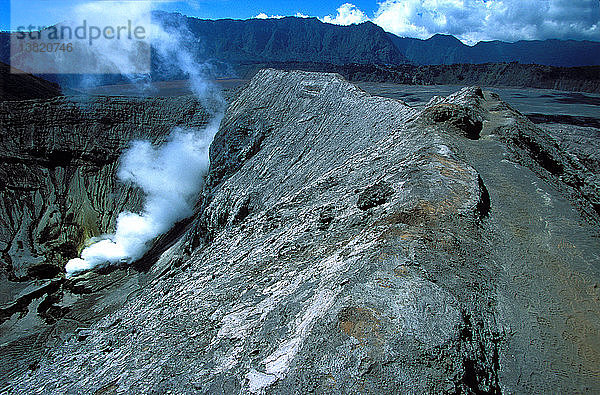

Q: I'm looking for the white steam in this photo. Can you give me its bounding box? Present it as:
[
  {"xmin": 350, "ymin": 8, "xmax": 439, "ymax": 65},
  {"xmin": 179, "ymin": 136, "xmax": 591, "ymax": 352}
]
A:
[
  {"xmin": 29, "ymin": 0, "xmax": 224, "ymax": 102},
  {"xmin": 66, "ymin": 118, "xmax": 221, "ymax": 276},
  {"xmin": 65, "ymin": 1, "xmax": 224, "ymax": 276},
  {"xmin": 150, "ymin": 16, "xmax": 222, "ymax": 103}
]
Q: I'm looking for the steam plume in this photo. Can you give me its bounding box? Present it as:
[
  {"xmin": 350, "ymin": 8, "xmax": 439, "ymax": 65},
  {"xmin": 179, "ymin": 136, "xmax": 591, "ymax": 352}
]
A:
[
  {"xmin": 65, "ymin": 1, "xmax": 224, "ymax": 276},
  {"xmin": 66, "ymin": 119, "xmax": 220, "ymax": 275}
]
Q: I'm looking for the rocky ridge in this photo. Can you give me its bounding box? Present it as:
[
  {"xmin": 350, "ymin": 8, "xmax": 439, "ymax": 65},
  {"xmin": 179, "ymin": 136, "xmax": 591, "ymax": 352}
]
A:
[{"xmin": 1, "ymin": 70, "xmax": 599, "ymax": 393}]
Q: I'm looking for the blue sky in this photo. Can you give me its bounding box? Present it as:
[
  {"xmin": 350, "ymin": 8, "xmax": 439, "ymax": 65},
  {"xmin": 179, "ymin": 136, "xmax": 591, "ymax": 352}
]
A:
[
  {"xmin": 1, "ymin": 1, "xmax": 373, "ymax": 30},
  {"xmin": 155, "ymin": 0, "xmax": 377, "ymax": 20},
  {"xmin": 2, "ymin": 0, "xmax": 599, "ymax": 44}
]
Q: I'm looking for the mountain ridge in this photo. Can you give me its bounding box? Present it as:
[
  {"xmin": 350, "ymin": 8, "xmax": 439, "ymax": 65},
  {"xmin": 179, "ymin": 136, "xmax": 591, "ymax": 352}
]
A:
[
  {"xmin": 389, "ymin": 33, "xmax": 600, "ymax": 66},
  {"xmin": 153, "ymin": 13, "xmax": 600, "ymax": 67},
  {"xmin": 2, "ymin": 15, "xmax": 599, "ymax": 68}
]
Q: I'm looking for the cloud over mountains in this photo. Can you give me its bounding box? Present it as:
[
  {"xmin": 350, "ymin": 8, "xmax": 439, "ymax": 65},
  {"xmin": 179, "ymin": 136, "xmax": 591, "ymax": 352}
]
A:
[{"xmin": 266, "ymin": 0, "xmax": 600, "ymax": 44}]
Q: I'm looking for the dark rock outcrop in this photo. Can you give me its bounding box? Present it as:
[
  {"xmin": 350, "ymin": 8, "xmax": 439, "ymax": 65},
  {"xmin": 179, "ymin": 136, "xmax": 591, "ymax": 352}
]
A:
[
  {"xmin": 1, "ymin": 70, "xmax": 599, "ymax": 394},
  {"xmin": 357, "ymin": 181, "xmax": 395, "ymax": 210},
  {"xmin": 421, "ymin": 102, "xmax": 484, "ymax": 139},
  {"xmin": 0, "ymin": 61, "xmax": 62, "ymax": 101}
]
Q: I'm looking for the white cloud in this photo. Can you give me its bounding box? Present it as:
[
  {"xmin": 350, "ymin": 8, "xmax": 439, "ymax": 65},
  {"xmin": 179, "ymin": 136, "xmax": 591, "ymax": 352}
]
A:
[
  {"xmin": 252, "ymin": 12, "xmax": 312, "ymax": 19},
  {"xmin": 374, "ymin": 0, "xmax": 600, "ymax": 43},
  {"xmin": 254, "ymin": 11, "xmax": 310, "ymax": 20},
  {"xmin": 316, "ymin": 0, "xmax": 599, "ymax": 44},
  {"xmin": 371, "ymin": 0, "xmax": 492, "ymax": 42},
  {"xmin": 254, "ymin": 12, "xmax": 284, "ymax": 19},
  {"xmin": 321, "ymin": 3, "xmax": 370, "ymax": 26}
]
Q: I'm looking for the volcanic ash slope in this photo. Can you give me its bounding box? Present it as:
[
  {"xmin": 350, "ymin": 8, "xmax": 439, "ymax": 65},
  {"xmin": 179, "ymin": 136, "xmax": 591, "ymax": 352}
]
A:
[{"xmin": 11, "ymin": 70, "xmax": 600, "ymax": 394}]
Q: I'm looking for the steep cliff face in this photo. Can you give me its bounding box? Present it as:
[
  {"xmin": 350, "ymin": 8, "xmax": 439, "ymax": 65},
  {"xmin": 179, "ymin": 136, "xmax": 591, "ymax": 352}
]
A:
[
  {"xmin": 154, "ymin": 13, "xmax": 406, "ymax": 66},
  {"xmin": 0, "ymin": 96, "xmax": 211, "ymax": 281},
  {"xmin": 2, "ymin": 70, "xmax": 599, "ymax": 394}
]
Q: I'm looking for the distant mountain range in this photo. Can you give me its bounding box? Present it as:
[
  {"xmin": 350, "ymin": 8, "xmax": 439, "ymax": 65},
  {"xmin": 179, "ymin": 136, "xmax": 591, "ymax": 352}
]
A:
[
  {"xmin": 388, "ymin": 33, "xmax": 600, "ymax": 67},
  {"xmin": 1, "ymin": 12, "xmax": 599, "ymax": 95},
  {"xmin": 236, "ymin": 62, "xmax": 600, "ymax": 94},
  {"xmin": 1, "ymin": 13, "xmax": 599, "ymax": 69},
  {"xmin": 154, "ymin": 12, "xmax": 600, "ymax": 67}
]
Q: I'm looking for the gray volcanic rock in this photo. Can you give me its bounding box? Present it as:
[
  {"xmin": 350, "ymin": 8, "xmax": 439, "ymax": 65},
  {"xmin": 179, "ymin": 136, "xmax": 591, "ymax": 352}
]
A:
[
  {"xmin": 542, "ymin": 124, "xmax": 600, "ymax": 174},
  {"xmin": 2, "ymin": 70, "xmax": 600, "ymax": 394},
  {"xmin": 481, "ymin": 92, "xmax": 600, "ymax": 219}
]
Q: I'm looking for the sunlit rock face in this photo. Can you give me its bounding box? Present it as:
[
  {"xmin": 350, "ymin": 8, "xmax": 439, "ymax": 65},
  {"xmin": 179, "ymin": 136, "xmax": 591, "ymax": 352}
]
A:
[{"xmin": 2, "ymin": 70, "xmax": 600, "ymax": 394}]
